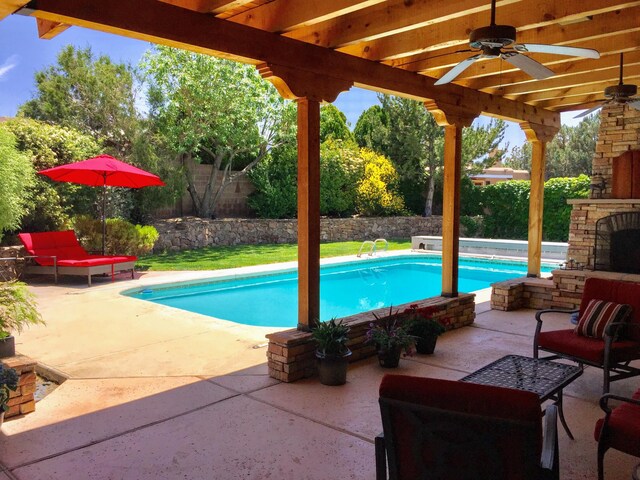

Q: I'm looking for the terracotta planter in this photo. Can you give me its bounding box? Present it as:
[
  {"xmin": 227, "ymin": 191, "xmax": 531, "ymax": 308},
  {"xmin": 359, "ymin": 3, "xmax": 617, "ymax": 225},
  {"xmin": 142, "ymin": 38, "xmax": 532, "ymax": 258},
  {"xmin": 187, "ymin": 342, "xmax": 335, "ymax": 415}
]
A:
[
  {"xmin": 377, "ymin": 345, "xmax": 402, "ymax": 368},
  {"xmin": 316, "ymin": 349, "xmax": 352, "ymax": 386},
  {"xmin": 415, "ymin": 335, "xmax": 438, "ymax": 355},
  {"xmin": 0, "ymin": 336, "xmax": 15, "ymax": 358}
]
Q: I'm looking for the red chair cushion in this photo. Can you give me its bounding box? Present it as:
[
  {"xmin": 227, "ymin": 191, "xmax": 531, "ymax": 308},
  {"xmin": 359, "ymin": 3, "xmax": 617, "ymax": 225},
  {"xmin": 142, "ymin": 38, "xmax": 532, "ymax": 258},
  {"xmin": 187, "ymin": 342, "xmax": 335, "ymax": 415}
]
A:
[
  {"xmin": 575, "ymin": 299, "xmax": 632, "ymax": 339},
  {"xmin": 594, "ymin": 389, "xmax": 640, "ymax": 457},
  {"xmin": 379, "ymin": 375, "xmax": 542, "ymax": 480},
  {"xmin": 538, "ymin": 329, "xmax": 640, "ymax": 364},
  {"xmin": 580, "ymin": 278, "xmax": 640, "ymax": 341}
]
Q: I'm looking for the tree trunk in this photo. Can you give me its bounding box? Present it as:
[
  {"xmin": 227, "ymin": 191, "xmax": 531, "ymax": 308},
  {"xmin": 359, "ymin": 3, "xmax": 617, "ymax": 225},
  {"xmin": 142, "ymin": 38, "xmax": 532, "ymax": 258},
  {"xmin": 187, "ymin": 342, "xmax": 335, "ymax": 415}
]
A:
[{"xmin": 424, "ymin": 174, "xmax": 434, "ymax": 217}]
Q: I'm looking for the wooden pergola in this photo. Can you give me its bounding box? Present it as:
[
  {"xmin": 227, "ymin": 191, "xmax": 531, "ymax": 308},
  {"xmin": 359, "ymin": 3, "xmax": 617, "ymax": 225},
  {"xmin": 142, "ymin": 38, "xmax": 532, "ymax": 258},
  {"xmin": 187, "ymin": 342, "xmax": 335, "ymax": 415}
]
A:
[{"xmin": 2, "ymin": 0, "xmax": 637, "ymax": 330}]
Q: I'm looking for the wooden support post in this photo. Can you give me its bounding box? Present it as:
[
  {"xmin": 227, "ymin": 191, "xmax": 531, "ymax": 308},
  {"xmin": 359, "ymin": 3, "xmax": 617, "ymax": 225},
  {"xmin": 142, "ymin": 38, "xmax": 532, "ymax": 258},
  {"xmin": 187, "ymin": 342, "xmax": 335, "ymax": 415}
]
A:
[
  {"xmin": 296, "ymin": 97, "xmax": 321, "ymax": 330},
  {"xmin": 258, "ymin": 63, "xmax": 351, "ymax": 331},
  {"xmin": 520, "ymin": 122, "xmax": 558, "ymax": 278},
  {"xmin": 441, "ymin": 123, "xmax": 463, "ymax": 297},
  {"xmin": 425, "ymin": 101, "xmax": 477, "ymax": 298}
]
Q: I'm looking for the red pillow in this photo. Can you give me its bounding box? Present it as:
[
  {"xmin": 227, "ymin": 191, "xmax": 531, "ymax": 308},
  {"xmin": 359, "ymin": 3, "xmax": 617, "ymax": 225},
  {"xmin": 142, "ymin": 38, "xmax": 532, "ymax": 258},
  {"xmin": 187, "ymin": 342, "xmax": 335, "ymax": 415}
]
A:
[{"xmin": 575, "ymin": 299, "xmax": 632, "ymax": 339}]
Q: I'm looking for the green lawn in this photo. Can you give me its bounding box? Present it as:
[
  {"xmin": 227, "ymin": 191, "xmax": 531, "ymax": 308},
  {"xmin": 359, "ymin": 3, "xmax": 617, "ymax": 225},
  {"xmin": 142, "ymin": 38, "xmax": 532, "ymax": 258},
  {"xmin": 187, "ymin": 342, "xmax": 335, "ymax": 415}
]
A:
[{"xmin": 138, "ymin": 239, "xmax": 411, "ymax": 271}]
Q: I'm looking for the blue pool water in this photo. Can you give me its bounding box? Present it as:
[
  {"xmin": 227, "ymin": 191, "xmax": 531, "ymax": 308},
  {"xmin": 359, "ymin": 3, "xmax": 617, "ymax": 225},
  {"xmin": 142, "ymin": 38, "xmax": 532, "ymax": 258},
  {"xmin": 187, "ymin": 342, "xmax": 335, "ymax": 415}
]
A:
[{"xmin": 127, "ymin": 255, "xmax": 553, "ymax": 328}]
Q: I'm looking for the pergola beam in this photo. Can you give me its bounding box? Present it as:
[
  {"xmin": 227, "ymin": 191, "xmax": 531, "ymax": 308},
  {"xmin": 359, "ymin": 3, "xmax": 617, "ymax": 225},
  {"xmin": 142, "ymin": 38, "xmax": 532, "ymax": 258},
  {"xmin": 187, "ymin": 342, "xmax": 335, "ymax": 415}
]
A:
[{"xmin": 14, "ymin": 0, "xmax": 559, "ymax": 127}]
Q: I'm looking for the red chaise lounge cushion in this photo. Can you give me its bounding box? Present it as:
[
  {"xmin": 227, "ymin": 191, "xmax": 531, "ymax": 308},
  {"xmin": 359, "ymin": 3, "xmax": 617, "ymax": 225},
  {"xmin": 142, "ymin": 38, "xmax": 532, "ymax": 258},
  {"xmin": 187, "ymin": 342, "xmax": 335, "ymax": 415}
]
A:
[
  {"xmin": 19, "ymin": 230, "xmax": 136, "ymax": 266},
  {"xmin": 594, "ymin": 389, "xmax": 640, "ymax": 457}
]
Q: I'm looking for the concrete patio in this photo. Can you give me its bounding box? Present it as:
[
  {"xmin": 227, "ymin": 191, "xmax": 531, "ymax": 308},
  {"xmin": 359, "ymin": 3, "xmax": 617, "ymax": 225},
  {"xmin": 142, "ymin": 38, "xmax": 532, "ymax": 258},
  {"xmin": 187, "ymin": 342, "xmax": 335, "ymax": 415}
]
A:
[{"xmin": 1, "ymin": 269, "xmax": 638, "ymax": 479}]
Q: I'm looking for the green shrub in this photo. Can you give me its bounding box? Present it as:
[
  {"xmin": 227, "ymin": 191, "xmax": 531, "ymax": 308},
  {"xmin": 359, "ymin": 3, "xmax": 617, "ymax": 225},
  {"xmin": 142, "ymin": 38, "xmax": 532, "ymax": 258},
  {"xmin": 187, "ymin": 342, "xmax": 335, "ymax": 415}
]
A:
[
  {"xmin": 542, "ymin": 175, "xmax": 590, "ymax": 242},
  {"xmin": 480, "ymin": 176, "xmax": 590, "ymax": 242},
  {"xmin": 71, "ymin": 215, "xmax": 159, "ymax": 256},
  {"xmin": 319, "ymin": 140, "xmax": 362, "ymax": 217},
  {"xmin": 460, "ymin": 216, "xmax": 484, "ymax": 238},
  {"xmin": 248, "ymin": 145, "xmax": 298, "ymax": 219},
  {"xmin": 480, "ymin": 180, "xmax": 531, "ymax": 240}
]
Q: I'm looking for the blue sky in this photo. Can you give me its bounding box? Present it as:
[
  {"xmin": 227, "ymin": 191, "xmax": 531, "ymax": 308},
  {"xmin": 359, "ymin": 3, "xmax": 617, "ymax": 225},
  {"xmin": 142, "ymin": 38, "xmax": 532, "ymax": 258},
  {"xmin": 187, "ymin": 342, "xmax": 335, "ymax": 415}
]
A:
[{"xmin": 1, "ymin": 14, "xmax": 581, "ymax": 150}]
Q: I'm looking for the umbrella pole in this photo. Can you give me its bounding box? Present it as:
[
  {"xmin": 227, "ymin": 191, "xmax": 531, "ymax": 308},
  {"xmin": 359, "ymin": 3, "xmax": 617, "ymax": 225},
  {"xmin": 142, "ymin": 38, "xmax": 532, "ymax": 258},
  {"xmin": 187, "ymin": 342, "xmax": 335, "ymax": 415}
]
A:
[{"xmin": 102, "ymin": 180, "xmax": 107, "ymax": 255}]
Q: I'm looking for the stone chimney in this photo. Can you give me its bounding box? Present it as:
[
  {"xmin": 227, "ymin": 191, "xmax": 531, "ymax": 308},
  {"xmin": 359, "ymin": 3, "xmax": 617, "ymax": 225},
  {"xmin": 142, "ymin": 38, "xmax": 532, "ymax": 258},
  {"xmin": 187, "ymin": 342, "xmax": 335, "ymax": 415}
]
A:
[{"xmin": 567, "ymin": 104, "xmax": 640, "ymax": 269}]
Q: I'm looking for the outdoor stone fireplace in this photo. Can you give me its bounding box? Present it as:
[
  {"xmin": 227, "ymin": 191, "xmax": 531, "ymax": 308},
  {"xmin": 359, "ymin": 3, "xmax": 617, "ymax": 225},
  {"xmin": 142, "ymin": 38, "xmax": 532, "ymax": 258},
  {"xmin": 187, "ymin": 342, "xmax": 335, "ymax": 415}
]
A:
[{"xmin": 567, "ymin": 104, "xmax": 640, "ymax": 272}]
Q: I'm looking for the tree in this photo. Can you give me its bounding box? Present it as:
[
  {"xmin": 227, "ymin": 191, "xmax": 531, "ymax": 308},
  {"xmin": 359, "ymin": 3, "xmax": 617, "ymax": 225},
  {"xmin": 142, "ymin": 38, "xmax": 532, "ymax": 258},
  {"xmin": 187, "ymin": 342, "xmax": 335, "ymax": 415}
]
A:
[
  {"xmin": 503, "ymin": 143, "xmax": 531, "ymax": 171},
  {"xmin": 462, "ymin": 119, "xmax": 507, "ymax": 172},
  {"xmin": 378, "ymin": 95, "xmax": 442, "ymax": 216},
  {"xmin": 546, "ymin": 114, "xmax": 599, "ymax": 178},
  {"xmin": 354, "ymin": 105, "xmax": 388, "ymax": 153},
  {"xmin": 4, "ymin": 118, "xmax": 101, "ymax": 233},
  {"xmin": 320, "ymin": 104, "xmax": 354, "ymax": 143},
  {"xmin": 19, "ymin": 45, "xmax": 139, "ymax": 158},
  {"xmin": 0, "ymin": 127, "xmax": 34, "ymax": 241},
  {"xmin": 503, "ymin": 114, "xmax": 599, "ymax": 179},
  {"xmin": 143, "ymin": 46, "xmax": 289, "ymax": 218}
]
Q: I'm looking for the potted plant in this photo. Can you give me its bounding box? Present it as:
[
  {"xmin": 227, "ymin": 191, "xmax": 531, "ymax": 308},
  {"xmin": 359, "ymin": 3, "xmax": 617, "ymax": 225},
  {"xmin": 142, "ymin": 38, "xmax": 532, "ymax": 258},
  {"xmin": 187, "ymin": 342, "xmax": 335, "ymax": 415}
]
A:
[
  {"xmin": 0, "ymin": 281, "xmax": 45, "ymax": 358},
  {"xmin": 367, "ymin": 307, "xmax": 416, "ymax": 368},
  {"xmin": 403, "ymin": 304, "xmax": 447, "ymax": 354},
  {"xmin": 0, "ymin": 363, "xmax": 18, "ymax": 426},
  {"xmin": 311, "ymin": 318, "xmax": 352, "ymax": 386}
]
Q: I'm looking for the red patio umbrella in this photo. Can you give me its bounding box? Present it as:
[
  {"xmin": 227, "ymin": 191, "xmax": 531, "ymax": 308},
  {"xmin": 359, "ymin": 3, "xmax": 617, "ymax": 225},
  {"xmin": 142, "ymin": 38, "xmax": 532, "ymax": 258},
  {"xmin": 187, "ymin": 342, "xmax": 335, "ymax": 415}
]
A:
[{"xmin": 38, "ymin": 154, "xmax": 165, "ymax": 254}]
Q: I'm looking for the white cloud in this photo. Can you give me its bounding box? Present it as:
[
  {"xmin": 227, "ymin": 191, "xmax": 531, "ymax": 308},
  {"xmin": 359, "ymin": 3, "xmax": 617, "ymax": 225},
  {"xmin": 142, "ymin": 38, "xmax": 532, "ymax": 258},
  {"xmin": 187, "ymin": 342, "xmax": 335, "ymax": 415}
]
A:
[{"xmin": 0, "ymin": 54, "xmax": 19, "ymax": 80}]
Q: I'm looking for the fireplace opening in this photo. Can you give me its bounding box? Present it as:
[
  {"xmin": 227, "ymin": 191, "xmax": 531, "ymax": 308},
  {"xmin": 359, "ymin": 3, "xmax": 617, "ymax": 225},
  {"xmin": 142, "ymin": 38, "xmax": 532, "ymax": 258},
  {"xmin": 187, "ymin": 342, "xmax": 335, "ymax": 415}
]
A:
[{"xmin": 595, "ymin": 212, "xmax": 640, "ymax": 273}]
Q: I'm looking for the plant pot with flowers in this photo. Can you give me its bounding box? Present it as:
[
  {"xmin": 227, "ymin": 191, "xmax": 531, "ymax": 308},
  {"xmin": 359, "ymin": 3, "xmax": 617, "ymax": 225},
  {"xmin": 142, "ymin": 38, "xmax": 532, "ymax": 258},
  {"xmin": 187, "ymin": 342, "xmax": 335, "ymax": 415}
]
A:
[
  {"xmin": 0, "ymin": 281, "xmax": 45, "ymax": 358},
  {"xmin": 0, "ymin": 363, "xmax": 18, "ymax": 426},
  {"xmin": 403, "ymin": 304, "xmax": 447, "ymax": 354},
  {"xmin": 312, "ymin": 318, "xmax": 352, "ymax": 386},
  {"xmin": 367, "ymin": 307, "xmax": 416, "ymax": 368}
]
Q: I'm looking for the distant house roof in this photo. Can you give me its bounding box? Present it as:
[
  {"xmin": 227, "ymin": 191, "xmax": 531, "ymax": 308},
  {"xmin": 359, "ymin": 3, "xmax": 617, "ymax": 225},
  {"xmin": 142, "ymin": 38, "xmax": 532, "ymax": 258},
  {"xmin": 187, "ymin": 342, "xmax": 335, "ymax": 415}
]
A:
[{"xmin": 471, "ymin": 174, "xmax": 513, "ymax": 179}]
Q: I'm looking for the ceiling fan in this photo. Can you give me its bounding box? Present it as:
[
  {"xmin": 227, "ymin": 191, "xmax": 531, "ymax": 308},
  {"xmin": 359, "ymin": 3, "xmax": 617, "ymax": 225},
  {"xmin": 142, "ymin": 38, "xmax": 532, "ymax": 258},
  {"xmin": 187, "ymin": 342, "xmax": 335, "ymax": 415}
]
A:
[
  {"xmin": 575, "ymin": 53, "xmax": 640, "ymax": 118},
  {"xmin": 434, "ymin": 0, "xmax": 600, "ymax": 86}
]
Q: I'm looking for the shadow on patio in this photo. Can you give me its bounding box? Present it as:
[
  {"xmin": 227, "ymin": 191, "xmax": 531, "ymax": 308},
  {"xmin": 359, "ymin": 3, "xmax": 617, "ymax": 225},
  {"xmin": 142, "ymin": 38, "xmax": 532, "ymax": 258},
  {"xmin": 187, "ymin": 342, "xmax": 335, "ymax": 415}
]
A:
[{"xmin": 1, "ymin": 299, "xmax": 638, "ymax": 479}]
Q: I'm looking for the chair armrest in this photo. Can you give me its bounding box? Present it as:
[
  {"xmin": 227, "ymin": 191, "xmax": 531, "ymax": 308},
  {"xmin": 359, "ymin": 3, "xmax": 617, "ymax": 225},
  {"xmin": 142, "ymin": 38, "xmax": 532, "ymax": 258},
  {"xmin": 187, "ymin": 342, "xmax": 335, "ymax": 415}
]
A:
[
  {"xmin": 535, "ymin": 309, "xmax": 579, "ymax": 323},
  {"xmin": 599, "ymin": 393, "xmax": 640, "ymax": 414},
  {"xmin": 375, "ymin": 433, "xmax": 387, "ymax": 480},
  {"xmin": 540, "ymin": 404, "xmax": 559, "ymax": 479},
  {"xmin": 604, "ymin": 321, "xmax": 640, "ymax": 339}
]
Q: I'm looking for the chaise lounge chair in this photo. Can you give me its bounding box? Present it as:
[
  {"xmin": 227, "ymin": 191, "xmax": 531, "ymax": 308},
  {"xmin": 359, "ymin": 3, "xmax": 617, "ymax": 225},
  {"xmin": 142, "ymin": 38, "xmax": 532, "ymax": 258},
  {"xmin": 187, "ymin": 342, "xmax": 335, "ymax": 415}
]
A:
[{"xmin": 18, "ymin": 230, "xmax": 137, "ymax": 286}]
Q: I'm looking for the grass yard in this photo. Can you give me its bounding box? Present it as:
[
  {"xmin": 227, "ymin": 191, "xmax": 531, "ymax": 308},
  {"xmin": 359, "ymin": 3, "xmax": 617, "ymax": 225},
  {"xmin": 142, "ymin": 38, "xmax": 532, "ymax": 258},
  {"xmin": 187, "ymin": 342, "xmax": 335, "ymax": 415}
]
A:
[{"xmin": 138, "ymin": 239, "xmax": 411, "ymax": 271}]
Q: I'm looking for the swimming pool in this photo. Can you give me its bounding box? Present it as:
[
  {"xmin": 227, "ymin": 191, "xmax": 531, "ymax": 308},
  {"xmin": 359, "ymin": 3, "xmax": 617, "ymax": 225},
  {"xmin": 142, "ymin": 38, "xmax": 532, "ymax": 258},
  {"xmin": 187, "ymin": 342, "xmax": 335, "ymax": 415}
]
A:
[{"xmin": 126, "ymin": 255, "xmax": 554, "ymax": 328}]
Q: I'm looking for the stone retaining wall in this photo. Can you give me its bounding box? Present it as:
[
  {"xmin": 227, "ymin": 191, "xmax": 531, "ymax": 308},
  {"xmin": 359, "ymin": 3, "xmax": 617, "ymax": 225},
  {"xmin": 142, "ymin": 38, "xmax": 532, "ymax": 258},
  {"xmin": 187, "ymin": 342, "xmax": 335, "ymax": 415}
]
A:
[
  {"xmin": 153, "ymin": 216, "xmax": 443, "ymax": 252},
  {"xmin": 266, "ymin": 294, "xmax": 475, "ymax": 382},
  {"xmin": 1, "ymin": 355, "xmax": 36, "ymax": 419}
]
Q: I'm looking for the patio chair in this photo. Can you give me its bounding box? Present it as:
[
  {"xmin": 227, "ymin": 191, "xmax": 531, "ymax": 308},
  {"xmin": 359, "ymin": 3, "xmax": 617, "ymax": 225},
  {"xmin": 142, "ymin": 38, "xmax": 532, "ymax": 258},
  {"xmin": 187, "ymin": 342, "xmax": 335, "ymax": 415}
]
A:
[
  {"xmin": 533, "ymin": 277, "xmax": 640, "ymax": 394},
  {"xmin": 18, "ymin": 230, "xmax": 137, "ymax": 286},
  {"xmin": 376, "ymin": 374, "xmax": 559, "ymax": 480},
  {"xmin": 595, "ymin": 388, "xmax": 640, "ymax": 480}
]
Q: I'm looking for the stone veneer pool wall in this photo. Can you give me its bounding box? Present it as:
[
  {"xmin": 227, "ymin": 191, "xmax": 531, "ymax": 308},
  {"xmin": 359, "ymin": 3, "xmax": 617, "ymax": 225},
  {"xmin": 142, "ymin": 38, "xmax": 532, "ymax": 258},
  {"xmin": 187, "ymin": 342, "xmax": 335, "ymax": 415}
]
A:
[{"xmin": 266, "ymin": 294, "xmax": 475, "ymax": 383}]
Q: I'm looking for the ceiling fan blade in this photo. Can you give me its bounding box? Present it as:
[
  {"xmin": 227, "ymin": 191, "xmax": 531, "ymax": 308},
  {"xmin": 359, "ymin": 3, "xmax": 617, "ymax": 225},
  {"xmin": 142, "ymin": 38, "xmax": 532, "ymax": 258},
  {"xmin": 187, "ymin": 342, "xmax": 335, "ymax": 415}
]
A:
[
  {"xmin": 629, "ymin": 99, "xmax": 640, "ymax": 111},
  {"xmin": 574, "ymin": 102, "xmax": 605, "ymax": 118},
  {"xmin": 501, "ymin": 52, "xmax": 554, "ymax": 80},
  {"xmin": 515, "ymin": 43, "xmax": 600, "ymax": 59},
  {"xmin": 434, "ymin": 54, "xmax": 482, "ymax": 85}
]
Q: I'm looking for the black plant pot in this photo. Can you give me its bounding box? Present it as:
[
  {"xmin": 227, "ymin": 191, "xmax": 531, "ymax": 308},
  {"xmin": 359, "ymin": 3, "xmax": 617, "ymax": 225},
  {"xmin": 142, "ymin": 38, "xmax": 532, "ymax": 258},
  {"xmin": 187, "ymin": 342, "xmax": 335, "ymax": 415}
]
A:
[
  {"xmin": 415, "ymin": 335, "xmax": 438, "ymax": 355},
  {"xmin": 0, "ymin": 336, "xmax": 15, "ymax": 358},
  {"xmin": 377, "ymin": 345, "xmax": 402, "ymax": 368},
  {"xmin": 316, "ymin": 349, "xmax": 352, "ymax": 386}
]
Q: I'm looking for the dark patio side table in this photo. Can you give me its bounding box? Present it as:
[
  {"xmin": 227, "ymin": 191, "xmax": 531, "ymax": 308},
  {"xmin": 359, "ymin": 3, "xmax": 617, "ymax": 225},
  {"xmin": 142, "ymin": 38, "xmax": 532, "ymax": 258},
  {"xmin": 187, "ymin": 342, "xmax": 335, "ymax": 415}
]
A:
[{"xmin": 460, "ymin": 354, "xmax": 583, "ymax": 439}]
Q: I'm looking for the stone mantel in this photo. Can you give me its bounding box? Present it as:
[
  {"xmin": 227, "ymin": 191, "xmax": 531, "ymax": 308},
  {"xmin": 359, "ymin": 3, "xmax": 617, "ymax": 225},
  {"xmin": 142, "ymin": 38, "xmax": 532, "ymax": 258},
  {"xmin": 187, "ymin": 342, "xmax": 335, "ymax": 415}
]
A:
[{"xmin": 568, "ymin": 199, "xmax": 640, "ymax": 205}]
